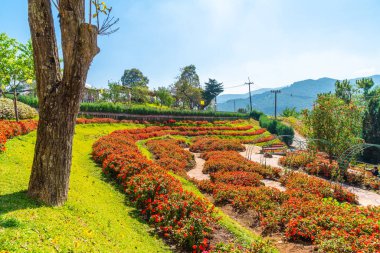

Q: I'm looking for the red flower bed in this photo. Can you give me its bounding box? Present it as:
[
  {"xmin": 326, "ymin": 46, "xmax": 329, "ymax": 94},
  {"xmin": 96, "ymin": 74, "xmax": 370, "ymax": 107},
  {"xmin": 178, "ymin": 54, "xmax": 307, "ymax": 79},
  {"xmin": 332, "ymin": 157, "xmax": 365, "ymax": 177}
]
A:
[
  {"xmin": 210, "ymin": 171, "xmax": 264, "ymax": 187},
  {"xmin": 202, "ymin": 151, "xmax": 281, "ymax": 179},
  {"xmin": 280, "ymin": 172, "xmax": 357, "ymax": 204},
  {"xmin": 146, "ymin": 139, "xmax": 195, "ymax": 177},
  {"xmin": 261, "ymin": 193, "xmax": 380, "ymax": 252},
  {"xmin": 0, "ymin": 120, "xmax": 38, "ymax": 152},
  {"xmin": 190, "ymin": 137, "xmax": 245, "ymax": 153},
  {"xmin": 92, "ymin": 131, "xmax": 217, "ymax": 251}
]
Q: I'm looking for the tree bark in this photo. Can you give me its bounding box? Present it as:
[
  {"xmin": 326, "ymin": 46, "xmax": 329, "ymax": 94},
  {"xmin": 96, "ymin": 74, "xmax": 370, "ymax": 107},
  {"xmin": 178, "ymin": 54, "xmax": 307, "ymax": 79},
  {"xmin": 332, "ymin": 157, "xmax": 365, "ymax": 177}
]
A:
[
  {"xmin": 27, "ymin": 0, "xmax": 99, "ymax": 206},
  {"xmin": 13, "ymin": 89, "xmax": 19, "ymax": 122}
]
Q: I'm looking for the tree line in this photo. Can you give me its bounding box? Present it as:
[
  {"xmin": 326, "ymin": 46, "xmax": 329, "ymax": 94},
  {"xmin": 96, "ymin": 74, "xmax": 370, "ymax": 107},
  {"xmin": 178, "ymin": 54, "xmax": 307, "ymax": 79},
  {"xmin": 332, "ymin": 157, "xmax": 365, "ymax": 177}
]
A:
[{"xmin": 104, "ymin": 65, "xmax": 224, "ymax": 110}]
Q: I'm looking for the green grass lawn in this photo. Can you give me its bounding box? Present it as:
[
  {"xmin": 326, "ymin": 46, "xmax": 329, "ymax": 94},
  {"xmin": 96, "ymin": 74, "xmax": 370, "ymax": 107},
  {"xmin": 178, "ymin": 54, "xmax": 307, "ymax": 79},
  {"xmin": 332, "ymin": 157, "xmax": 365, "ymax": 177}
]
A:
[{"xmin": 0, "ymin": 124, "xmax": 171, "ymax": 253}]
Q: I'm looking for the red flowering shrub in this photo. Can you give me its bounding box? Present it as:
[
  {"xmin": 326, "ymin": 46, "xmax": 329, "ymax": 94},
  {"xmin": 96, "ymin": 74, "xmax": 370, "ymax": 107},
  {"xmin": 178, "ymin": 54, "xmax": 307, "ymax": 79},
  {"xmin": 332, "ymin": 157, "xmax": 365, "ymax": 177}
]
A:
[
  {"xmin": 146, "ymin": 139, "xmax": 195, "ymax": 177},
  {"xmin": 212, "ymin": 183, "xmax": 286, "ymax": 214},
  {"xmin": 202, "ymin": 151, "xmax": 281, "ymax": 179},
  {"xmin": 190, "ymin": 137, "xmax": 245, "ymax": 152},
  {"xmin": 210, "ymin": 171, "xmax": 264, "ymax": 187},
  {"xmin": 92, "ymin": 131, "xmax": 217, "ymax": 251},
  {"xmin": 0, "ymin": 120, "xmax": 38, "ymax": 152},
  {"xmin": 193, "ymin": 180, "xmax": 216, "ymax": 194},
  {"xmin": 280, "ymin": 172, "xmax": 357, "ymax": 204}
]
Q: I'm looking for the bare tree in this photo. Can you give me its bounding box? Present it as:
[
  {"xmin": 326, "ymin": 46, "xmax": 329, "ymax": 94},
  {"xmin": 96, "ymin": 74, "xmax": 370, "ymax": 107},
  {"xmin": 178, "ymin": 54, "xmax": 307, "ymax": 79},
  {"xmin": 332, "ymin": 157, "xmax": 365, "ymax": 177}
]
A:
[{"xmin": 27, "ymin": 0, "xmax": 117, "ymax": 205}]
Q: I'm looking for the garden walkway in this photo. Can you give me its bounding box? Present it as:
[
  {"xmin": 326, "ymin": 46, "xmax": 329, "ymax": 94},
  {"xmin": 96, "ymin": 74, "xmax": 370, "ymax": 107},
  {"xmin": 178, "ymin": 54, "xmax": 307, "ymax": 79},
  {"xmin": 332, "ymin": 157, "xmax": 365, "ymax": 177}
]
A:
[{"xmin": 185, "ymin": 149, "xmax": 210, "ymax": 180}]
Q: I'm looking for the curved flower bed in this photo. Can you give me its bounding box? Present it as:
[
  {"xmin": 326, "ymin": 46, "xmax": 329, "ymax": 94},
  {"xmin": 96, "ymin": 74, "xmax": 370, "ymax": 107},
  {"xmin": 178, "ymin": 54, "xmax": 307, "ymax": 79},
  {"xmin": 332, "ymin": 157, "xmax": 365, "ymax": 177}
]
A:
[
  {"xmin": 146, "ymin": 138, "xmax": 195, "ymax": 177},
  {"xmin": 210, "ymin": 171, "xmax": 264, "ymax": 187},
  {"xmin": 190, "ymin": 137, "xmax": 246, "ymax": 153},
  {"xmin": 92, "ymin": 131, "xmax": 217, "ymax": 251},
  {"xmin": 0, "ymin": 120, "xmax": 38, "ymax": 152},
  {"xmin": 202, "ymin": 150, "xmax": 281, "ymax": 179}
]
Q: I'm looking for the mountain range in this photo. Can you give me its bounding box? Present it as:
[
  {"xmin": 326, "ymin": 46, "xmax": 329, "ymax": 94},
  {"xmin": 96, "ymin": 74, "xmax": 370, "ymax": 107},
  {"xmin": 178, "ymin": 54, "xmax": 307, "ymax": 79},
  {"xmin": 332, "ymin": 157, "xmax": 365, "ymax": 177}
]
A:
[{"xmin": 217, "ymin": 75, "xmax": 380, "ymax": 115}]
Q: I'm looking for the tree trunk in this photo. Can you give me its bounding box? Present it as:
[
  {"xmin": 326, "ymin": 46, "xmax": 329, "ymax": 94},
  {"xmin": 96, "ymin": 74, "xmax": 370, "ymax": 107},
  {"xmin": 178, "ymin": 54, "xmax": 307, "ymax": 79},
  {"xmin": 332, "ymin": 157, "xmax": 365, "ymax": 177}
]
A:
[
  {"xmin": 13, "ymin": 89, "xmax": 19, "ymax": 122},
  {"xmin": 27, "ymin": 0, "xmax": 99, "ymax": 206}
]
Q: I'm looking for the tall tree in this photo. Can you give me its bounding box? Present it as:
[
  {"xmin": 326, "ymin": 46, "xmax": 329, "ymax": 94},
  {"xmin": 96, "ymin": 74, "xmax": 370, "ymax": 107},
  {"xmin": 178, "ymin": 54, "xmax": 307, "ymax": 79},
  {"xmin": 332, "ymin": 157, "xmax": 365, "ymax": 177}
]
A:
[
  {"xmin": 335, "ymin": 79, "xmax": 354, "ymax": 104},
  {"xmin": 121, "ymin": 68, "xmax": 149, "ymax": 87},
  {"xmin": 0, "ymin": 34, "xmax": 34, "ymax": 121},
  {"xmin": 171, "ymin": 65, "xmax": 202, "ymax": 109},
  {"xmin": 362, "ymin": 89, "xmax": 380, "ymax": 163},
  {"xmin": 356, "ymin": 78, "xmax": 375, "ymax": 101},
  {"xmin": 203, "ymin": 78, "xmax": 223, "ymax": 108},
  {"xmin": 304, "ymin": 94, "xmax": 363, "ymax": 162},
  {"xmin": 121, "ymin": 68, "xmax": 149, "ymax": 103},
  {"xmin": 27, "ymin": 0, "xmax": 117, "ymax": 205}
]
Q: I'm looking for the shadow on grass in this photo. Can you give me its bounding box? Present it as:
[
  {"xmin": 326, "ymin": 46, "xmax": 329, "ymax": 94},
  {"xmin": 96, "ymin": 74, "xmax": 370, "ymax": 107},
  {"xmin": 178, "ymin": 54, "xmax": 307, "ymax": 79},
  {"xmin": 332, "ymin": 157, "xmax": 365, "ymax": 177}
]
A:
[{"xmin": 0, "ymin": 190, "xmax": 41, "ymax": 216}]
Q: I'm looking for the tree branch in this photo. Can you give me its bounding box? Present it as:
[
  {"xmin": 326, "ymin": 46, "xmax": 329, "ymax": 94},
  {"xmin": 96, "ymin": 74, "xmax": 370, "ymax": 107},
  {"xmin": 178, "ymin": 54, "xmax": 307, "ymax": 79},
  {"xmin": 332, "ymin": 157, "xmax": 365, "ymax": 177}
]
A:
[{"xmin": 28, "ymin": 0, "xmax": 61, "ymax": 102}]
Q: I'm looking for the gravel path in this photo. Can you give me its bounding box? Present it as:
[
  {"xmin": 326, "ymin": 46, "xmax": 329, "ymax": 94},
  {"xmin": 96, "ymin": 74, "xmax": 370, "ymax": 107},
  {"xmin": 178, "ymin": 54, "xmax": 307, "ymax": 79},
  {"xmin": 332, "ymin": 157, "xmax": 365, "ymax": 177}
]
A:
[
  {"xmin": 186, "ymin": 149, "xmax": 210, "ymax": 180},
  {"xmin": 261, "ymin": 179, "xmax": 286, "ymax": 192}
]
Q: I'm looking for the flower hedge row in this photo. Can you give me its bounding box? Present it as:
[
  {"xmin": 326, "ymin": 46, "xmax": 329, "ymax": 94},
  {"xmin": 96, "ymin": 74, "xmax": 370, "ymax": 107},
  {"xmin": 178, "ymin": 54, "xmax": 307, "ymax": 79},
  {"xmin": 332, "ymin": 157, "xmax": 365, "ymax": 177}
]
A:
[
  {"xmin": 146, "ymin": 138, "xmax": 195, "ymax": 177},
  {"xmin": 202, "ymin": 150, "xmax": 281, "ymax": 179},
  {"xmin": 0, "ymin": 120, "xmax": 38, "ymax": 152},
  {"xmin": 190, "ymin": 137, "xmax": 246, "ymax": 153},
  {"xmin": 92, "ymin": 131, "xmax": 217, "ymax": 251}
]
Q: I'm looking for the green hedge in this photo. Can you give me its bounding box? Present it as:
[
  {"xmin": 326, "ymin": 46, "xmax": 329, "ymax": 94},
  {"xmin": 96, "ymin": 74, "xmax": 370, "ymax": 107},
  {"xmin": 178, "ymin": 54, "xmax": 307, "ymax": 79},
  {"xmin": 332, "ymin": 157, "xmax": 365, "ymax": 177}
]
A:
[
  {"xmin": 6, "ymin": 95, "xmax": 39, "ymax": 109},
  {"xmin": 259, "ymin": 114, "xmax": 294, "ymax": 146},
  {"xmin": 80, "ymin": 102, "xmax": 248, "ymax": 117},
  {"xmin": 249, "ymin": 109, "xmax": 264, "ymax": 120},
  {"xmin": 15, "ymin": 96, "xmax": 247, "ymax": 118}
]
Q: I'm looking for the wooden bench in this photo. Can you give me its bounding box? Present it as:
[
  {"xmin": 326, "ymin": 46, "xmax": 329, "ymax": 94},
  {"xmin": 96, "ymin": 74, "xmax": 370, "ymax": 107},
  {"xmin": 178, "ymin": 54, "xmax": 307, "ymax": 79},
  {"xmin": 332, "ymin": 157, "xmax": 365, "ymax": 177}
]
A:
[{"xmin": 261, "ymin": 145, "xmax": 287, "ymax": 155}]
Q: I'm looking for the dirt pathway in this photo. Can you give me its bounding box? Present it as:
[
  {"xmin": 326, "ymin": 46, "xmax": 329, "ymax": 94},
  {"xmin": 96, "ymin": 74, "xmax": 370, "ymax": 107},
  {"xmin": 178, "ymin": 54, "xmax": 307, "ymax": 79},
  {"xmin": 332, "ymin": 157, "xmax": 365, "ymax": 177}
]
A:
[
  {"xmin": 261, "ymin": 179, "xmax": 286, "ymax": 192},
  {"xmin": 186, "ymin": 149, "xmax": 210, "ymax": 180}
]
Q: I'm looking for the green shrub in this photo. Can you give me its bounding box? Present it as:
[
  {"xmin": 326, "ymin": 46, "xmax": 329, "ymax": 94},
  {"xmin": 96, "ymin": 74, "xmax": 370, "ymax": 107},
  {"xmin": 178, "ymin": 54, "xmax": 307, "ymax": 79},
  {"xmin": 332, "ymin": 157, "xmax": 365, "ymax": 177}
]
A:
[
  {"xmin": 0, "ymin": 98, "xmax": 38, "ymax": 120},
  {"xmin": 249, "ymin": 109, "xmax": 264, "ymax": 120},
  {"xmin": 259, "ymin": 115, "xmax": 294, "ymax": 145},
  {"xmin": 80, "ymin": 102, "xmax": 248, "ymax": 117}
]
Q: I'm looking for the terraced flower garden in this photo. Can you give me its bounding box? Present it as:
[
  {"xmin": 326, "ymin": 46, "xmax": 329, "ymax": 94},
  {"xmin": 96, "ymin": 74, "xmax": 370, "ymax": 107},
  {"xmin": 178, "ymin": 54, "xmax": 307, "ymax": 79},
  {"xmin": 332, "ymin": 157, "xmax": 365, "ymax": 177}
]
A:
[{"xmin": 1, "ymin": 118, "xmax": 380, "ymax": 252}]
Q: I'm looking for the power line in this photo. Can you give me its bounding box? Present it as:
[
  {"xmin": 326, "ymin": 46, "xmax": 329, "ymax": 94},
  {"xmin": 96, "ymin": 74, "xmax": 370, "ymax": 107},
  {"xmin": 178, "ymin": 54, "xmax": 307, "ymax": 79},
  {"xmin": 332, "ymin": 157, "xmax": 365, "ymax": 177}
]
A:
[
  {"xmin": 245, "ymin": 77, "xmax": 254, "ymax": 113},
  {"xmin": 223, "ymin": 84, "xmax": 247, "ymax": 90},
  {"xmin": 271, "ymin": 90, "xmax": 281, "ymax": 119}
]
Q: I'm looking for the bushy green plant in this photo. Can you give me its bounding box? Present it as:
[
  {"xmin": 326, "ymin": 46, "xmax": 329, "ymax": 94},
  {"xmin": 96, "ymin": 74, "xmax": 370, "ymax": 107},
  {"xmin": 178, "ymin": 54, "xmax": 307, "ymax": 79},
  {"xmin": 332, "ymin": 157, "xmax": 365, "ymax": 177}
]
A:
[
  {"xmin": 0, "ymin": 98, "xmax": 38, "ymax": 119},
  {"xmin": 80, "ymin": 101, "xmax": 247, "ymax": 117},
  {"xmin": 259, "ymin": 115, "xmax": 294, "ymax": 145},
  {"xmin": 6, "ymin": 95, "xmax": 39, "ymax": 108},
  {"xmin": 249, "ymin": 109, "xmax": 264, "ymax": 120}
]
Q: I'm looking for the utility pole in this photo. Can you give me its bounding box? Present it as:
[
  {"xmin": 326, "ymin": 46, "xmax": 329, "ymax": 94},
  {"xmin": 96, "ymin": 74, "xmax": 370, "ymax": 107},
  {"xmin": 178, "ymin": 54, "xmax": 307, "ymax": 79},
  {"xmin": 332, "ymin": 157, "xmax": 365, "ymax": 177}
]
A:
[
  {"xmin": 271, "ymin": 90, "xmax": 281, "ymax": 119},
  {"xmin": 233, "ymin": 99, "xmax": 236, "ymax": 112},
  {"xmin": 245, "ymin": 77, "xmax": 254, "ymax": 112}
]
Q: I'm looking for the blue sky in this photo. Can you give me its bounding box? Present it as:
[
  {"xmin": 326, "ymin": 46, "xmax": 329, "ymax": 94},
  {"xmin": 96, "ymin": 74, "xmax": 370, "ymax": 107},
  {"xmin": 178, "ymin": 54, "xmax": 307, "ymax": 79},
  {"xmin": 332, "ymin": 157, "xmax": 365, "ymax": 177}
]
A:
[{"xmin": 3, "ymin": 0, "xmax": 380, "ymax": 93}]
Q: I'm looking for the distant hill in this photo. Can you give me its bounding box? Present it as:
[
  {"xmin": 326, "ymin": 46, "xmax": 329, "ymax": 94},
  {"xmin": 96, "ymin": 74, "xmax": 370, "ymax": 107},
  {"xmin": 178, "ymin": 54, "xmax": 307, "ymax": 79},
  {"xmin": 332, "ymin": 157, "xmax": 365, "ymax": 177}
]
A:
[
  {"xmin": 217, "ymin": 88, "xmax": 271, "ymax": 104},
  {"xmin": 217, "ymin": 75, "xmax": 380, "ymax": 115}
]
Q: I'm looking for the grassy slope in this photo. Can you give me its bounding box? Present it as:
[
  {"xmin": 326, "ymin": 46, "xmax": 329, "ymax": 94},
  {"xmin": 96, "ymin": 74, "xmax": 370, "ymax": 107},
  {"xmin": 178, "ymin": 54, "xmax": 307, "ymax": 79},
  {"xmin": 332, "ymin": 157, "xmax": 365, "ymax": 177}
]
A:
[{"xmin": 0, "ymin": 124, "xmax": 170, "ymax": 253}]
